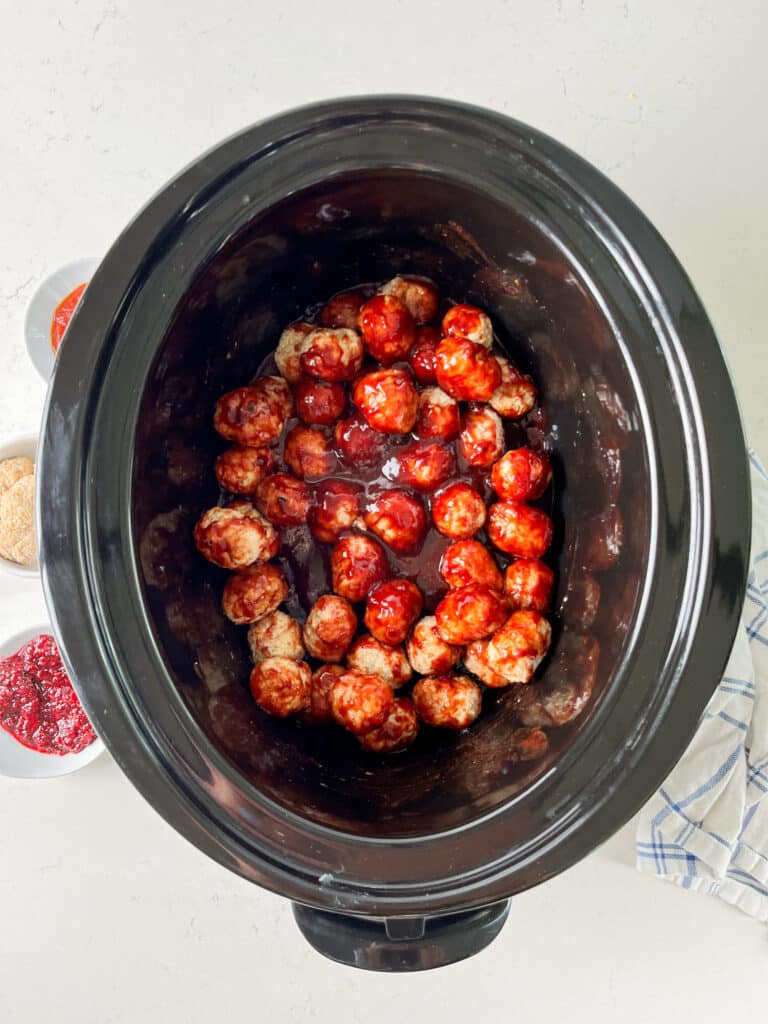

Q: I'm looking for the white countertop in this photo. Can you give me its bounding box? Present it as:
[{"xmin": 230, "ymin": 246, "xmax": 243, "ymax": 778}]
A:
[{"xmin": 1, "ymin": 1, "xmax": 766, "ymax": 1018}]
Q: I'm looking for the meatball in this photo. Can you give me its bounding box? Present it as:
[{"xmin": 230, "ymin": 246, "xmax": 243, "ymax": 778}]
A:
[
  {"xmin": 434, "ymin": 584, "xmax": 508, "ymax": 645},
  {"xmin": 293, "ymin": 376, "xmax": 347, "ymax": 426},
  {"xmin": 352, "ymin": 369, "xmax": 418, "ymax": 434},
  {"xmin": 416, "ymin": 387, "xmax": 460, "ymax": 441},
  {"xmin": 214, "ymin": 377, "xmax": 293, "ymax": 445},
  {"xmin": 364, "ymin": 579, "xmax": 423, "ymax": 646},
  {"xmin": 364, "ymin": 489, "xmax": 427, "ymax": 554},
  {"xmin": 222, "ymin": 564, "xmax": 288, "ymax": 624},
  {"xmin": 485, "ymin": 610, "xmax": 552, "ymax": 684},
  {"xmin": 487, "ymin": 501, "xmax": 553, "ymax": 559},
  {"xmin": 255, "ymin": 472, "xmax": 312, "ymax": 526},
  {"xmin": 504, "ymin": 559, "xmax": 555, "ymax": 612},
  {"xmin": 214, "ymin": 445, "xmax": 275, "ymax": 495},
  {"xmin": 442, "ymin": 304, "xmax": 493, "ymax": 349},
  {"xmin": 358, "ymin": 294, "xmax": 415, "ymax": 364},
  {"xmin": 513, "ymin": 633, "xmax": 598, "ymax": 727},
  {"xmin": 489, "ymin": 356, "xmax": 537, "ymax": 419},
  {"xmin": 412, "ymin": 675, "xmax": 482, "ymax": 730},
  {"xmin": 431, "ymin": 482, "xmax": 487, "ymax": 539},
  {"xmin": 389, "ymin": 440, "xmax": 455, "ymax": 492},
  {"xmin": 346, "ymin": 635, "xmax": 413, "ymax": 687},
  {"xmin": 249, "ymin": 657, "xmax": 311, "ymax": 717},
  {"xmin": 320, "ymin": 291, "xmax": 365, "ymax": 330},
  {"xmin": 299, "ymin": 327, "xmax": 364, "ymax": 382},
  {"xmin": 440, "ymin": 539, "xmax": 503, "ymax": 591},
  {"xmin": 463, "ymin": 639, "xmax": 513, "ymax": 688},
  {"xmin": 435, "ymin": 338, "xmax": 501, "ymax": 401},
  {"xmin": 331, "ymin": 534, "xmax": 391, "ymax": 603},
  {"xmin": 379, "ymin": 276, "xmax": 439, "ymax": 324},
  {"xmin": 194, "ymin": 503, "xmax": 279, "ymax": 569},
  {"xmin": 283, "ymin": 425, "xmax": 337, "ymax": 479},
  {"xmin": 491, "ymin": 448, "xmax": 552, "ymax": 502},
  {"xmin": 309, "ymin": 481, "xmax": 362, "ymax": 543},
  {"xmin": 407, "ymin": 325, "xmax": 441, "ymax": 384},
  {"xmin": 247, "ymin": 610, "xmax": 305, "ymax": 662},
  {"xmin": 459, "ymin": 406, "xmax": 504, "ymax": 468},
  {"xmin": 275, "ymin": 321, "xmax": 314, "ymax": 382},
  {"xmin": 329, "ymin": 672, "xmax": 395, "ymax": 735},
  {"xmin": 301, "ymin": 664, "xmax": 346, "ymax": 725},
  {"xmin": 302, "ymin": 594, "xmax": 358, "ymax": 662},
  {"xmin": 406, "ymin": 615, "xmax": 461, "ymax": 676},
  {"xmin": 359, "ymin": 697, "xmax": 420, "ymax": 753},
  {"xmin": 334, "ymin": 413, "xmax": 387, "ymax": 467}
]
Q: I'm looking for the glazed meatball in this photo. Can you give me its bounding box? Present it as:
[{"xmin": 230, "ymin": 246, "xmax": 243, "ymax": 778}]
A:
[
  {"xmin": 489, "ymin": 356, "xmax": 537, "ymax": 419},
  {"xmin": 416, "ymin": 387, "xmax": 460, "ymax": 441},
  {"xmin": 222, "ymin": 564, "xmax": 288, "ymax": 624},
  {"xmin": 303, "ymin": 594, "xmax": 358, "ymax": 662},
  {"xmin": 359, "ymin": 697, "xmax": 420, "ymax": 753},
  {"xmin": 309, "ymin": 481, "xmax": 362, "ymax": 543},
  {"xmin": 435, "ymin": 338, "xmax": 501, "ymax": 401},
  {"xmin": 407, "ymin": 325, "xmax": 441, "ymax": 384},
  {"xmin": 491, "ymin": 448, "xmax": 552, "ymax": 502},
  {"xmin": 389, "ymin": 440, "xmax": 455, "ymax": 492},
  {"xmin": 331, "ymin": 534, "xmax": 391, "ymax": 603},
  {"xmin": 504, "ymin": 559, "xmax": 555, "ymax": 612},
  {"xmin": 346, "ymin": 635, "xmax": 413, "ymax": 687},
  {"xmin": 434, "ymin": 584, "xmax": 508, "ymax": 645},
  {"xmin": 283, "ymin": 425, "xmax": 337, "ymax": 479},
  {"xmin": 487, "ymin": 501, "xmax": 553, "ymax": 559},
  {"xmin": 293, "ymin": 376, "xmax": 347, "ymax": 426},
  {"xmin": 214, "ymin": 445, "xmax": 275, "ymax": 495},
  {"xmin": 442, "ymin": 304, "xmax": 493, "ymax": 349},
  {"xmin": 333, "ymin": 413, "xmax": 387, "ymax": 467},
  {"xmin": 247, "ymin": 610, "xmax": 305, "ymax": 662},
  {"xmin": 214, "ymin": 376, "xmax": 293, "ymax": 445},
  {"xmin": 353, "ymin": 368, "xmax": 419, "ymax": 434},
  {"xmin": 412, "ymin": 675, "xmax": 482, "ymax": 730},
  {"xmin": 299, "ymin": 327, "xmax": 364, "ymax": 382},
  {"xmin": 364, "ymin": 490, "xmax": 427, "ymax": 554},
  {"xmin": 275, "ymin": 322, "xmax": 314, "ymax": 382},
  {"xmin": 358, "ymin": 294, "xmax": 415, "ymax": 364},
  {"xmin": 320, "ymin": 291, "xmax": 365, "ymax": 330},
  {"xmin": 329, "ymin": 672, "xmax": 394, "ymax": 735},
  {"xmin": 364, "ymin": 579, "xmax": 424, "ymax": 646},
  {"xmin": 255, "ymin": 472, "xmax": 312, "ymax": 526},
  {"xmin": 459, "ymin": 406, "xmax": 504, "ymax": 468},
  {"xmin": 379, "ymin": 276, "xmax": 439, "ymax": 324},
  {"xmin": 485, "ymin": 610, "xmax": 552, "ymax": 684},
  {"xmin": 406, "ymin": 615, "xmax": 461, "ymax": 676},
  {"xmin": 194, "ymin": 503, "xmax": 279, "ymax": 569},
  {"xmin": 431, "ymin": 482, "xmax": 487, "ymax": 539},
  {"xmin": 463, "ymin": 639, "xmax": 513, "ymax": 688},
  {"xmin": 301, "ymin": 664, "xmax": 345, "ymax": 725},
  {"xmin": 249, "ymin": 657, "xmax": 311, "ymax": 717},
  {"xmin": 440, "ymin": 539, "xmax": 503, "ymax": 591}
]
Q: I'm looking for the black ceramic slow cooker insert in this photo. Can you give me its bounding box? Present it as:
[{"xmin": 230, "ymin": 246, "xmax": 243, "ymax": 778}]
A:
[{"xmin": 38, "ymin": 97, "xmax": 751, "ymax": 971}]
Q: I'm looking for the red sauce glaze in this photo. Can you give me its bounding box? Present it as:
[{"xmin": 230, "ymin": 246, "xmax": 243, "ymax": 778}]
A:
[
  {"xmin": 51, "ymin": 282, "xmax": 87, "ymax": 353},
  {"xmin": 408, "ymin": 325, "xmax": 441, "ymax": 384},
  {"xmin": 0, "ymin": 634, "xmax": 96, "ymax": 754}
]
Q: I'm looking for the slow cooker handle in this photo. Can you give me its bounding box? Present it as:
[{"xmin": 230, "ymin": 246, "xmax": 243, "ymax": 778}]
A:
[{"xmin": 292, "ymin": 900, "xmax": 510, "ymax": 971}]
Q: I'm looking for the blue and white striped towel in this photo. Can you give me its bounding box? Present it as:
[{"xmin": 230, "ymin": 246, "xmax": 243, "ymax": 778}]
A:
[{"xmin": 636, "ymin": 450, "xmax": 768, "ymax": 921}]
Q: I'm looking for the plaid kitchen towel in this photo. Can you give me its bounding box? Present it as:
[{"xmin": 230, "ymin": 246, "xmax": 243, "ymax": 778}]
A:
[{"xmin": 636, "ymin": 450, "xmax": 768, "ymax": 921}]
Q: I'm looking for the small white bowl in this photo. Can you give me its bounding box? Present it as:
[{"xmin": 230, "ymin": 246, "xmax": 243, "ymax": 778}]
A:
[
  {"xmin": 0, "ymin": 433, "xmax": 39, "ymax": 580},
  {"xmin": 0, "ymin": 623, "xmax": 105, "ymax": 778},
  {"xmin": 24, "ymin": 257, "xmax": 100, "ymax": 382}
]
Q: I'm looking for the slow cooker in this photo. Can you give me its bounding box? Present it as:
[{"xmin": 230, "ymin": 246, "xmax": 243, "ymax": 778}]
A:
[{"xmin": 38, "ymin": 96, "xmax": 751, "ymax": 971}]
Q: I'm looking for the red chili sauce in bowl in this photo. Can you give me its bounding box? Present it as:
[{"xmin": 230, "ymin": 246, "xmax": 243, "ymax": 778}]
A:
[{"xmin": 50, "ymin": 282, "xmax": 87, "ymax": 354}]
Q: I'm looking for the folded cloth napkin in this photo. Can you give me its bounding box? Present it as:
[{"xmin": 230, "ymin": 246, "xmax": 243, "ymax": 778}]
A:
[{"xmin": 636, "ymin": 450, "xmax": 768, "ymax": 921}]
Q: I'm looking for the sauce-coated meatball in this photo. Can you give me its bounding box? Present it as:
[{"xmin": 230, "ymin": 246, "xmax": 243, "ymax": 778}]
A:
[
  {"xmin": 331, "ymin": 534, "xmax": 391, "ymax": 603},
  {"xmin": 459, "ymin": 406, "xmax": 504, "ymax": 468},
  {"xmin": 247, "ymin": 610, "xmax": 305, "ymax": 662},
  {"xmin": 416, "ymin": 387, "xmax": 460, "ymax": 441},
  {"xmin": 358, "ymin": 294, "xmax": 415, "ymax": 364},
  {"xmin": 489, "ymin": 356, "xmax": 537, "ymax": 419},
  {"xmin": 255, "ymin": 472, "xmax": 312, "ymax": 526},
  {"xmin": 388, "ymin": 440, "xmax": 455, "ymax": 491},
  {"xmin": 434, "ymin": 584, "xmax": 508, "ymax": 645},
  {"xmin": 320, "ymin": 291, "xmax": 365, "ymax": 330},
  {"xmin": 431, "ymin": 482, "xmax": 487, "ymax": 539},
  {"xmin": 222, "ymin": 564, "xmax": 288, "ymax": 624},
  {"xmin": 353, "ymin": 368, "xmax": 419, "ymax": 434},
  {"xmin": 485, "ymin": 610, "xmax": 552, "ymax": 684},
  {"xmin": 491, "ymin": 448, "xmax": 552, "ymax": 502},
  {"xmin": 379, "ymin": 276, "xmax": 439, "ymax": 324},
  {"xmin": 412, "ymin": 675, "xmax": 482, "ymax": 730},
  {"xmin": 283, "ymin": 425, "xmax": 337, "ymax": 479},
  {"xmin": 487, "ymin": 502, "xmax": 553, "ymax": 559},
  {"xmin": 407, "ymin": 325, "xmax": 441, "ymax": 384},
  {"xmin": 214, "ymin": 445, "xmax": 275, "ymax": 495},
  {"xmin": 334, "ymin": 413, "xmax": 388, "ymax": 467},
  {"xmin": 504, "ymin": 559, "xmax": 555, "ymax": 612},
  {"xmin": 275, "ymin": 322, "xmax": 314, "ymax": 382},
  {"xmin": 364, "ymin": 579, "xmax": 423, "ymax": 646},
  {"xmin": 303, "ymin": 594, "xmax": 358, "ymax": 662},
  {"xmin": 435, "ymin": 338, "xmax": 501, "ymax": 401},
  {"xmin": 299, "ymin": 327, "xmax": 364, "ymax": 382},
  {"xmin": 249, "ymin": 657, "xmax": 311, "ymax": 717},
  {"xmin": 309, "ymin": 481, "xmax": 362, "ymax": 543},
  {"xmin": 329, "ymin": 672, "xmax": 394, "ymax": 735},
  {"xmin": 440, "ymin": 539, "xmax": 503, "ymax": 591},
  {"xmin": 406, "ymin": 615, "xmax": 461, "ymax": 675},
  {"xmin": 346, "ymin": 635, "xmax": 413, "ymax": 687},
  {"xmin": 301, "ymin": 664, "xmax": 345, "ymax": 725},
  {"xmin": 214, "ymin": 376, "xmax": 293, "ymax": 445},
  {"xmin": 293, "ymin": 376, "xmax": 347, "ymax": 426},
  {"xmin": 442, "ymin": 304, "xmax": 493, "ymax": 349},
  {"xmin": 364, "ymin": 489, "xmax": 427, "ymax": 554},
  {"xmin": 463, "ymin": 639, "xmax": 513, "ymax": 688},
  {"xmin": 194, "ymin": 502, "xmax": 279, "ymax": 569},
  {"xmin": 359, "ymin": 697, "xmax": 420, "ymax": 752}
]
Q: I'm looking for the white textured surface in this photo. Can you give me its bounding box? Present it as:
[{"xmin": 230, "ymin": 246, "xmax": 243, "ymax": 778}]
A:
[{"xmin": 0, "ymin": 1, "xmax": 766, "ymax": 1019}]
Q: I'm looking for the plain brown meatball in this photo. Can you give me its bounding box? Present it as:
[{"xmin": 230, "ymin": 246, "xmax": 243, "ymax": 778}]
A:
[
  {"xmin": 359, "ymin": 697, "xmax": 420, "ymax": 752},
  {"xmin": 214, "ymin": 377, "xmax": 293, "ymax": 445},
  {"xmin": 214, "ymin": 445, "xmax": 275, "ymax": 495},
  {"xmin": 303, "ymin": 594, "xmax": 358, "ymax": 662},
  {"xmin": 412, "ymin": 675, "xmax": 482, "ymax": 730},
  {"xmin": 434, "ymin": 584, "xmax": 508, "ymax": 645},
  {"xmin": 249, "ymin": 657, "xmax": 311, "ymax": 717},
  {"xmin": 364, "ymin": 579, "xmax": 423, "ymax": 646},
  {"xmin": 255, "ymin": 472, "xmax": 313, "ymax": 526},
  {"xmin": 283, "ymin": 425, "xmax": 337, "ymax": 479},
  {"xmin": 299, "ymin": 327, "xmax": 364, "ymax": 382},
  {"xmin": 405, "ymin": 615, "xmax": 461, "ymax": 676},
  {"xmin": 247, "ymin": 610, "xmax": 305, "ymax": 662},
  {"xmin": 329, "ymin": 671, "xmax": 394, "ymax": 735},
  {"xmin": 301, "ymin": 664, "xmax": 345, "ymax": 725},
  {"xmin": 275, "ymin": 322, "xmax": 314, "ymax": 382},
  {"xmin": 222, "ymin": 564, "xmax": 288, "ymax": 624},
  {"xmin": 194, "ymin": 503, "xmax": 279, "ymax": 570},
  {"xmin": 346, "ymin": 635, "xmax": 413, "ymax": 687},
  {"xmin": 485, "ymin": 610, "xmax": 552, "ymax": 684},
  {"xmin": 331, "ymin": 534, "xmax": 391, "ymax": 603}
]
